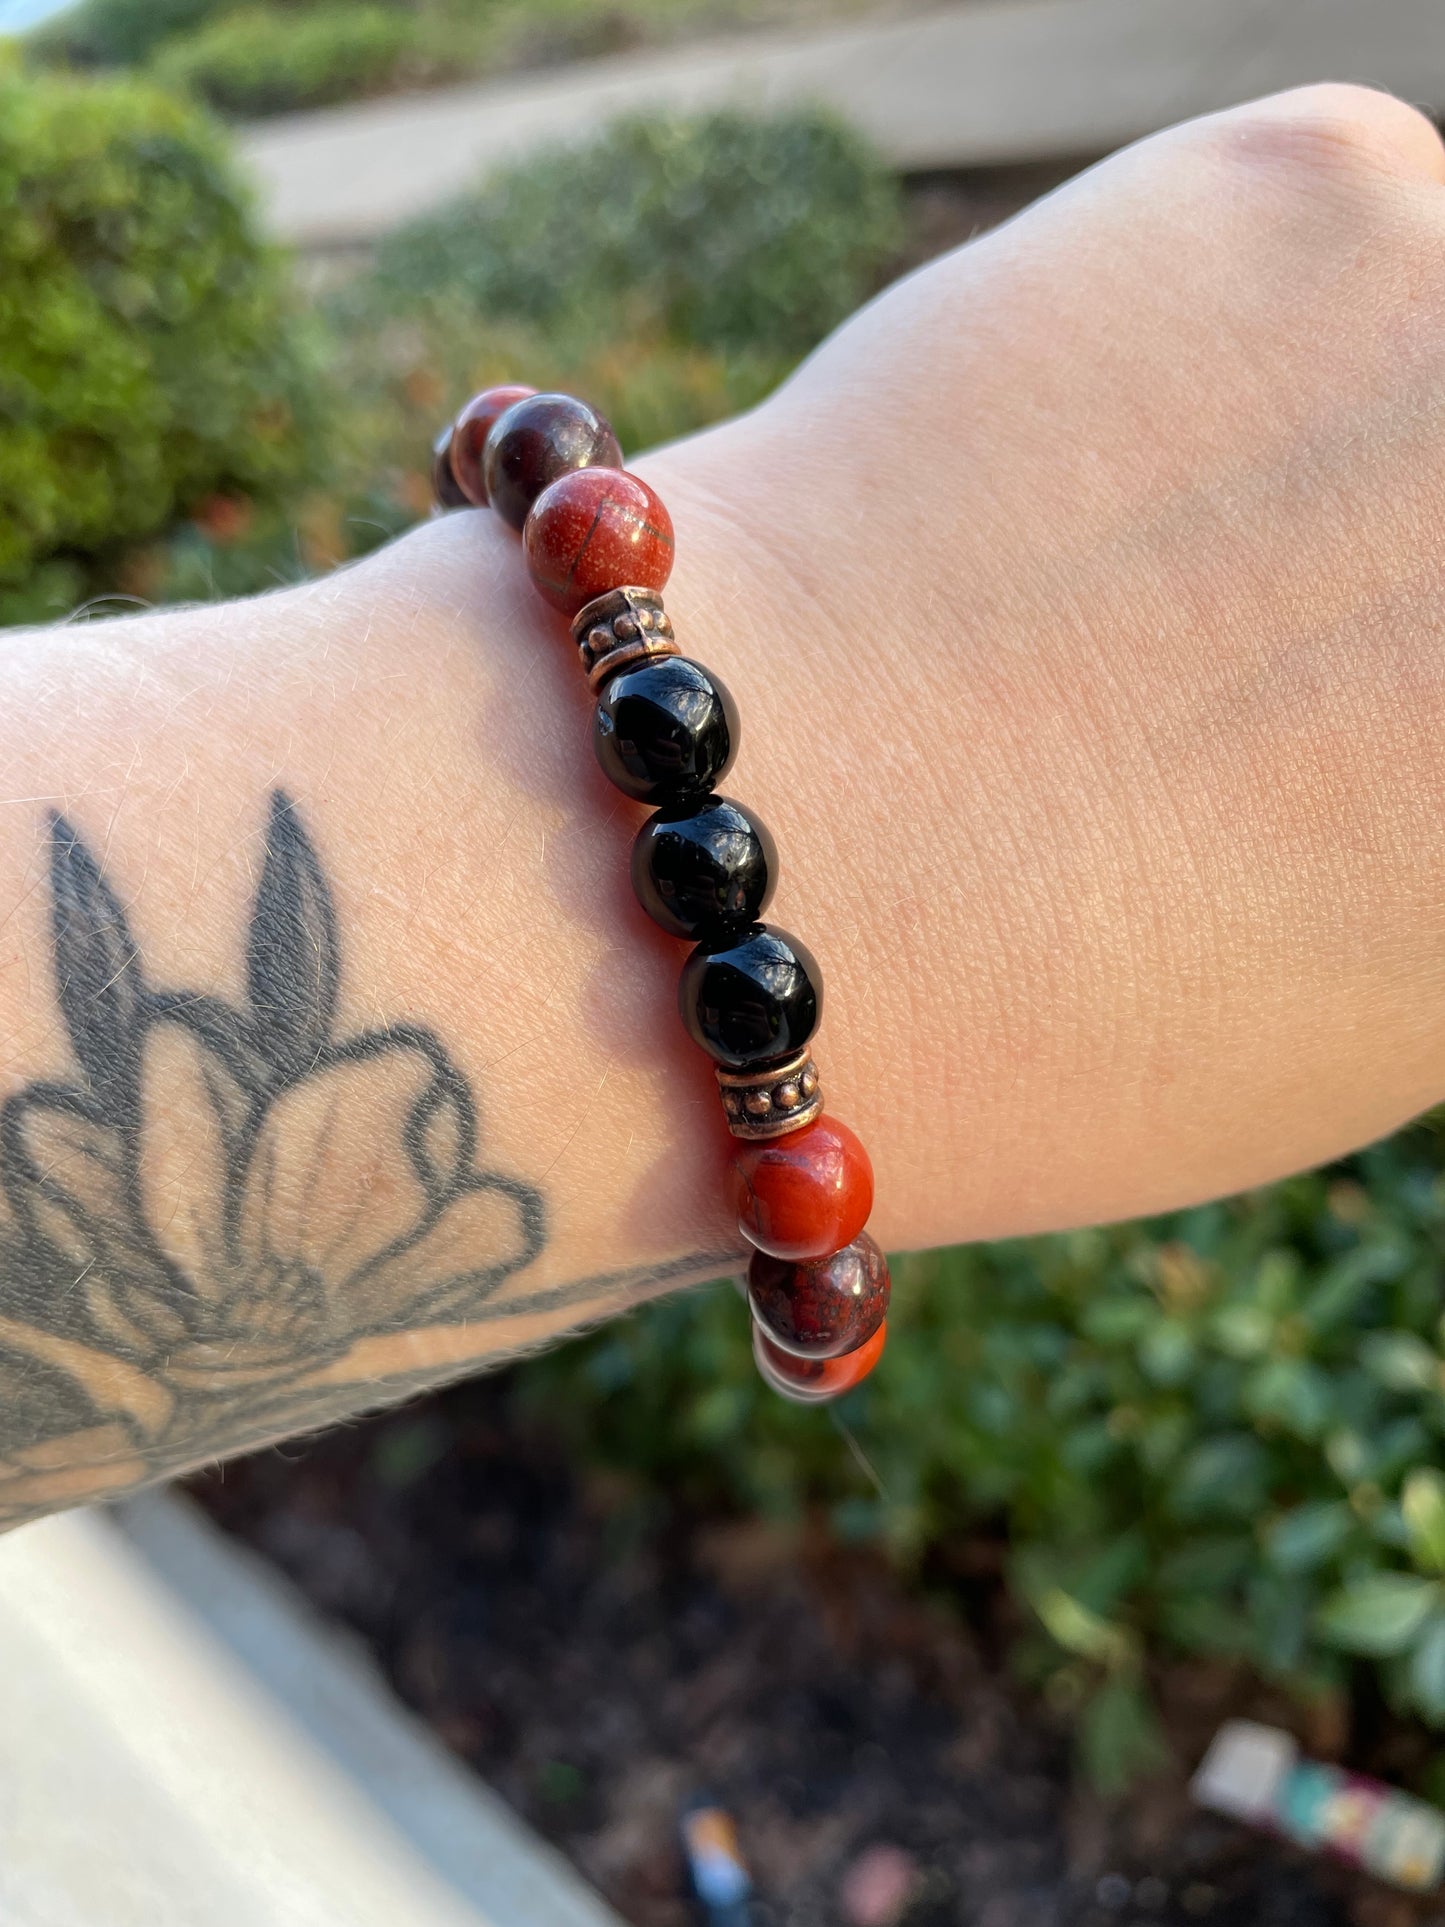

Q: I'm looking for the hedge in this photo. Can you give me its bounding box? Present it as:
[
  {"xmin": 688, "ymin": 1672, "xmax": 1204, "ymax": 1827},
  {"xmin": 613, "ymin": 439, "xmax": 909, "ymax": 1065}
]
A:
[
  {"xmin": 364, "ymin": 108, "xmax": 904, "ymax": 359},
  {"xmin": 0, "ymin": 67, "xmax": 326, "ymax": 622},
  {"xmin": 150, "ymin": 6, "xmax": 418, "ymax": 119}
]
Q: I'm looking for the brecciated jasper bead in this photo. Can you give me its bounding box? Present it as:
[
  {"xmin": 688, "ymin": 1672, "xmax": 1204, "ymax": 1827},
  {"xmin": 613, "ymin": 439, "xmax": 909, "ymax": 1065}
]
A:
[
  {"xmin": 730, "ymin": 1114, "xmax": 873, "ymax": 1261},
  {"xmin": 593, "ymin": 656, "xmax": 739, "ymax": 804},
  {"xmin": 525, "ymin": 467, "xmax": 674, "ymax": 616},
  {"xmin": 747, "ymin": 1231, "xmax": 890, "ymax": 1359},
  {"xmin": 448, "ymin": 383, "xmax": 536, "ymax": 506},
  {"xmin": 678, "ymin": 923, "xmax": 821, "ymax": 1067},
  {"xmin": 432, "ymin": 425, "xmax": 469, "ymax": 509},
  {"xmin": 631, "ymin": 794, "xmax": 777, "ymax": 941},
  {"xmin": 482, "ymin": 392, "xmax": 622, "ymax": 531},
  {"xmin": 752, "ymin": 1318, "xmax": 888, "ymax": 1404}
]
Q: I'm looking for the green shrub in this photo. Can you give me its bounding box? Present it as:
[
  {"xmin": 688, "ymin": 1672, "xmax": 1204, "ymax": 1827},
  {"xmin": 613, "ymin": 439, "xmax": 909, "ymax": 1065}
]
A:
[
  {"xmin": 0, "ymin": 67, "xmax": 327, "ymax": 619},
  {"xmin": 364, "ymin": 108, "xmax": 903, "ymax": 358},
  {"xmin": 11, "ymin": 103, "xmax": 891, "ymax": 619},
  {"xmin": 32, "ymin": 0, "xmax": 781, "ymax": 116},
  {"xmin": 31, "ymin": 0, "xmax": 222, "ymax": 69},
  {"xmin": 515, "ymin": 1120, "xmax": 1445, "ymax": 1779},
  {"xmin": 151, "ymin": 6, "xmax": 418, "ymax": 118}
]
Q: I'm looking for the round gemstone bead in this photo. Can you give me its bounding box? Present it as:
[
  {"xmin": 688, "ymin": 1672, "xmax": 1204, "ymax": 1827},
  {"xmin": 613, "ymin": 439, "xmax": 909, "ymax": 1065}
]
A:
[
  {"xmin": 524, "ymin": 467, "xmax": 674, "ymax": 615},
  {"xmin": 631, "ymin": 794, "xmax": 777, "ymax": 941},
  {"xmin": 730, "ymin": 1114, "xmax": 873, "ymax": 1261},
  {"xmin": 747, "ymin": 1232, "xmax": 890, "ymax": 1360},
  {"xmin": 449, "ymin": 384, "xmax": 536, "ymax": 506},
  {"xmin": 482, "ymin": 392, "xmax": 622, "ymax": 531},
  {"xmin": 678, "ymin": 923, "xmax": 822, "ymax": 1068},
  {"xmin": 432, "ymin": 425, "xmax": 468, "ymax": 509},
  {"xmin": 752, "ymin": 1317, "xmax": 887, "ymax": 1404},
  {"xmin": 593, "ymin": 655, "xmax": 739, "ymax": 805}
]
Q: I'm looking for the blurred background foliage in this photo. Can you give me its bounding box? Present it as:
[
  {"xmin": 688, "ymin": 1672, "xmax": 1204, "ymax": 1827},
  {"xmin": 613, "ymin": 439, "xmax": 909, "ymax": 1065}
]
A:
[
  {"xmin": 518, "ymin": 1123, "xmax": 1445, "ymax": 1790},
  {"xmin": 29, "ymin": 0, "xmax": 850, "ymax": 120},
  {"xmin": 0, "ymin": 63, "xmax": 327, "ymax": 623},
  {"xmin": 5, "ymin": 44, "xmax": 1445, "ymax": 1792},
  {"xmin": 6, "ymin": 90, "xmax": 898, "ymax": 618}
]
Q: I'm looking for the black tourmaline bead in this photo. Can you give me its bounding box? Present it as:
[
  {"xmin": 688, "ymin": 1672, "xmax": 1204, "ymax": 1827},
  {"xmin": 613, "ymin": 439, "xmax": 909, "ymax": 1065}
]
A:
[
  {"xmin": 678, "ymin": 923, "xmax": 822, "ymax": 1067},
  {"xmin": 432, "ymin": 425, "xmax": 468, "ymax": 509},
  {"xmin": 631, "ymin": 795, "xmax": 777, "ymax": 941},
  {"xmin": 593, "ymin": 656, "xmax": 739, "ymax": 804},
  {"xmin": 482, "ymin": 392, "xmax": 622, "ymax": 531}
]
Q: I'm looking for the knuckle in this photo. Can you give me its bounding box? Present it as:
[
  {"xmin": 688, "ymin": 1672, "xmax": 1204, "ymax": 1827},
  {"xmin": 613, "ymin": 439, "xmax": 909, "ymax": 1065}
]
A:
[{"xmin": 1215, "ymin": 83, "xmax": 1443, "ymax": 182}]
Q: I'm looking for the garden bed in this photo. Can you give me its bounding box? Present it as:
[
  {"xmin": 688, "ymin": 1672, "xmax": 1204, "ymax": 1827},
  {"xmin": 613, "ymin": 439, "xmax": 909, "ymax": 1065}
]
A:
[{"xmin": 190, "ymin": 1372, "xmax": 1408, "ymax": 1927}]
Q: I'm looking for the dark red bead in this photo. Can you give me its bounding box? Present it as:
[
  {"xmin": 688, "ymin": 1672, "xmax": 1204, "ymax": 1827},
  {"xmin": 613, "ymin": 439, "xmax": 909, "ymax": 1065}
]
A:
[
  {"xmin": 752, "ymin": 1317, "xmax": 887, "ymax": 1403},
  {"xmin": 482, "ymin": 392, "xmax": 622, "ymax": 531},
  {"xmin": 432, "ymin": 425, "xmax": 468, "ymax": 509},
  {"xmin": 730, "ymin": 1114, "xmax": 873, "ymax": 1261},
  {"xmin": 524, "ymin": 467, "xmax": 675, "ymax": 615},
  {"xmin": 747, "ymin": 1232, "xmax": 890, "ymax": 1360},
  {"xmin": 449, "ymin": 384, "xmax": 536, "ymax": 506}
]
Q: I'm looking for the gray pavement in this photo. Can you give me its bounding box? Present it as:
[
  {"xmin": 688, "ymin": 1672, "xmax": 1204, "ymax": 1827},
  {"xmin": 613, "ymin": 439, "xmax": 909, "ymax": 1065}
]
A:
[
  {"xmin": 240, "ymin": 0, "xmax": 1445, "ymax": 249},
  {"xmin": 0, "ymin": 1496, "xmax": 624, "ymax": 1927}
]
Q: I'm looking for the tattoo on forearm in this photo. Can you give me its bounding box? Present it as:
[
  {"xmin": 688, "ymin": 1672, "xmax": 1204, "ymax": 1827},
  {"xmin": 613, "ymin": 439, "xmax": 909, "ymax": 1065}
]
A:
[{"xmin": 0, "ymin": 793, "xmax": 597, "ymax": 1527}]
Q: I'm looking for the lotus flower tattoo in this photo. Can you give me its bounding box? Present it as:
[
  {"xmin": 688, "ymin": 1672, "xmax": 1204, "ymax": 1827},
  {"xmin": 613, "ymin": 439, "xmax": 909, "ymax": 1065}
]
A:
[{"xmin": 0, "ymin": 793, "xmax": 544, "ymax": 1523}]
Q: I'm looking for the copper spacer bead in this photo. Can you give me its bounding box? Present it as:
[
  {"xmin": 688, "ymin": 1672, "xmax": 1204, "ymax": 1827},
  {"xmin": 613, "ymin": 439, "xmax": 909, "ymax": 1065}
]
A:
[
  {"xmin": 570, "ymin": 586, "xmax": 681, "ymax": 688},
  {"xmin": 716, "ymin": 1047, "xmax": 823, "ymax": 1140}
]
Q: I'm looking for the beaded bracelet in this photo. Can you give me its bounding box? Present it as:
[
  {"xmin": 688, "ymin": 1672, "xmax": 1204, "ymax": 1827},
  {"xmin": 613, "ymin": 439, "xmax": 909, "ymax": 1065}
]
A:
[{"xmin": 432, "ymin": 387, "xmax": 889, "ymax": 1403}]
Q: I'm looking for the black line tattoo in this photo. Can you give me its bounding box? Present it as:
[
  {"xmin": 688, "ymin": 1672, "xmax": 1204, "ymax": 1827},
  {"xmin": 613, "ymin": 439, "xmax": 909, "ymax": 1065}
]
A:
[{"xmin": 0, "ymin": 792, "xmax": 560, "ymax": 1527}]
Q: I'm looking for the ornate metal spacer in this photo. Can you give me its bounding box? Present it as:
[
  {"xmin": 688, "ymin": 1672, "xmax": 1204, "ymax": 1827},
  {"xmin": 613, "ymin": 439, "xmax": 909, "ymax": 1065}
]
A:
[
  {"xmin": 716, "ymin": 1048, "xmax": 822, "ymax": 1140},
  {"xmin": 570, "ymin": 586, "xmax": 680, "ymax": 688}
]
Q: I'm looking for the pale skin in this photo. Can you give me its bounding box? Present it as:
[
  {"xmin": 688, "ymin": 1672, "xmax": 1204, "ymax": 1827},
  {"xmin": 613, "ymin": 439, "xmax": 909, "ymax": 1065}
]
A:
[{"xmin": 3, "ymin": 82, "xmax": 1445, "ymax": 1526}]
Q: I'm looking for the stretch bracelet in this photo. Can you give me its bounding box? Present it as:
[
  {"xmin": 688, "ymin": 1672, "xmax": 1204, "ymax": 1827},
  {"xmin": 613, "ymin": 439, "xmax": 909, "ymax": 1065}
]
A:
[{"xmin": 433, "ymin": 386, "xmax": 890, "ymax": 1403}]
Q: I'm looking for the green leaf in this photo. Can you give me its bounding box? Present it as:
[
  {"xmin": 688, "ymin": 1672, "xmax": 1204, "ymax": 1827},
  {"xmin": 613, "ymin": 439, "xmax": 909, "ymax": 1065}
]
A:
[
  {"xmin": 1316, "ymin": 1573, "xmax": 1441, "ymax": 1656},
  {"xmin": 1411, "ymin": 1614, "xmax": 1445, "ymax": 1724},
  {"xmin": 1079, "ymin": 1297, "xmax": 1151, "ymax": 1345},
  {"xmin": 1032, "ymin": 1587, "xmax": 1135, "ymax": 1670},
  {"xmin": 1139, "ymin": 1319, "xmax": 1196, "ymax": 1387},
  {"xmin": 1244, "ymin": 1359, "xmax": 1333, "ymax": 1439},
  {"xmin": 1073, "ymin": 1532, "xmax": 1151, "ymax": 1615},
  {"xmin": 1209, "ymin": 1303, "xmax": 1275, "ymax": 1359},
  {"xmin": 1361, "ymin": 1332, "xmax": 1439, "ymax": 1393},
  {"xmin": 1078, "ymin": 1677, "xmax": 1168, "ymax": 1798},
  {"xmin": 1403, "ymin": 1469, "xmax": 1445, "ymax": 1574},
  {"xmin": 1169, "ymin": 1435, "xmax": 1269, "ymax": 1521},
  {"xmin": 1265, "ymin": 1502, "xmax": 1354, "ymax": 1574}
]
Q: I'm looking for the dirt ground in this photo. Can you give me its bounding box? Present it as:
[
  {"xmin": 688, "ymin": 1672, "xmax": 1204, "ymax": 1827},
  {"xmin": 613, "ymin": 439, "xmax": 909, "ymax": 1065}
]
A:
[{"xmin": 188, "ymin": 1369, "xmax": 1442, "ymax": 1927}]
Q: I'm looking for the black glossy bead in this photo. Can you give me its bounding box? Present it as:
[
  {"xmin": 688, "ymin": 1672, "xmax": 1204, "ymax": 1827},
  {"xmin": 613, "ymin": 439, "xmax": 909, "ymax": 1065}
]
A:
[
  {"xmin": 432, "ymin": 425, "xmax": 468, "ymax": 509},
  {"xmin": 678, "ymin": 923, "xmax": 823, "ymax": 1068},
  {"xmin": 632, "ymin": 795, "xmax": 778, "ymax": 941},
  {"xmin": 482, "ymin": 392, "xmax": 622, "ymax": 532},
  {"xmin": 593, "ymin": 656, "xmax": 739, "ymax": 804}
]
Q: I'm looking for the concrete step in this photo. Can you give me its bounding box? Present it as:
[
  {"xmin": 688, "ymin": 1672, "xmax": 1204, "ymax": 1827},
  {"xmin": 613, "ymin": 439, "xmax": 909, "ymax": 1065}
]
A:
[{"xmin": 0, "ymin": 1494, "xmax": 625, "ymax": 1927}]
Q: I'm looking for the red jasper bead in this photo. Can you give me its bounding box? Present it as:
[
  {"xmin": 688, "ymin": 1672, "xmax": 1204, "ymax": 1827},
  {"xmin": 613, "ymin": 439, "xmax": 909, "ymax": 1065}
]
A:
[
  {"xmin": 747, "ymin": 1232, "xmax": 890, "ymax": 1360},
  {"xmin": 524, "ymin": 467, "xmax": 675, "ymax": 616},
  {"xmin": 729, "ymin": 1114, "xmax": 873, "ymax": 1262},
  {"xmin": 449, "ymin": 384, "xmax": 536, "ymax": 506},
  {"xmin": 752, "ymin": 1318, "xmax": 887, "ymax": 1404}
]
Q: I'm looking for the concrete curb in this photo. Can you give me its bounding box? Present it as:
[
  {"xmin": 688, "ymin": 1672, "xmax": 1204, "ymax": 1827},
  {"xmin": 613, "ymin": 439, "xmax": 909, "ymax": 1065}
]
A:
[{"xmin": 0, "ymin": 1494, "xmax": 625, "ymax": 1927}]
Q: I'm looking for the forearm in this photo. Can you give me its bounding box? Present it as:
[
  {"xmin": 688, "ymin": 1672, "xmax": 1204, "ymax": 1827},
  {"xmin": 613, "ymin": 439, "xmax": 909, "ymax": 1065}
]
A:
[
  {"xmin": 11, "ymin": 79, "xmax": 1445, "ymax": 1525},
  {"xmin": 0, "ymin": 405, "xmax": 1007, "ymax": 1526},
  {"xmin": 0, "ymin": 505, "xmax": 750, "ymax": 1527}
]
